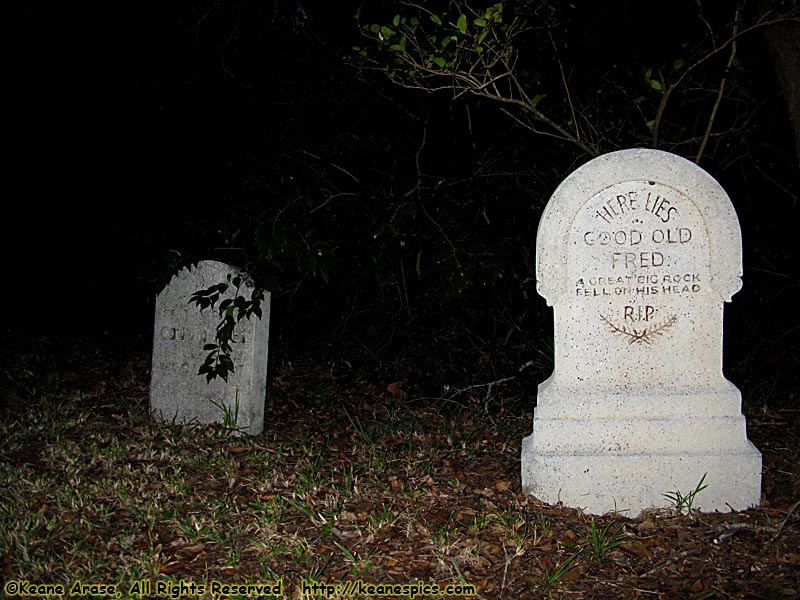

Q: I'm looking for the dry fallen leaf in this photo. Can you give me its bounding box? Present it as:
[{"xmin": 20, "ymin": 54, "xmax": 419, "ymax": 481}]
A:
[
  {"xmin": 619, "ymin": 541, "xmax": 650, "ymax": 559},
  {"xmin": 494, "ymin": 480, "xmax": 513, "ymax": 492},
  {"xmin": 158, "ymin": 561, "xmax": 183, "ymax": 575}
]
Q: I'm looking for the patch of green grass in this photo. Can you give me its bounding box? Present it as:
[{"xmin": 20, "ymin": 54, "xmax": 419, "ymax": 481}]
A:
[
  {"xmin": 579, "ymin": 518, "xmax": 624, "ymax": 563},
  {"xmin": 468, "ymin": 510, "xmax": 492, "ymax": 534},
  {"xmin": 367, "ymin": 502, "xmax": 399, "ymax": 529},
  {"xmin": 537, "ymin": 549, "xmax": 583, "ymax": 598},
  {"xmin": 663, "ymin": 473, "xmax": 708, "ymax": 514},
  {"xmin": 208, "ymin": 392, "xmax": 241, "ymax": 433},
  {"xmin": 338, "ymin": 463, "xmax": 357, "ymax": 497},
  {"xmin": 333, "ymin": 541, "xmax": 376, "ymax": 576}
]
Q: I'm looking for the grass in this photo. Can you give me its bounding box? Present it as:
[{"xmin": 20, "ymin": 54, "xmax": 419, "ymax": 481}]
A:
[
  {"xmin": 0, "ymin": 341, "xmax": 798, "ymax": 599},
  {"xmin": 537, "ymin": 549, "xmax": 583, "ymax": 598},
  {"xmin": 209, "ymin": 391, "xmax": 241, "ymax": 432},
  {"xmin": 663, "ymin": 473, "xmax": 709, "ymax": 515},
  {"xmin": 579, "ymin": 518, "xmax": 625, "ymax": 563}
]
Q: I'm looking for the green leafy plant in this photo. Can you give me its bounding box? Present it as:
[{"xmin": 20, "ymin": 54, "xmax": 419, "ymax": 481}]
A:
[
  {"xmin": 354, "ymin": 1, "xmax": 800, "ymax": 166},
  {"xmin": 354, "ymin": 1, "xmax": 598, "ymax": 156},
  {"xmin": 580, "ymin": 518, "xmax": 624, "ymax": 563},
  {"xmin": 663, "ymin": 473, "xmax": 708, "ymax": 514},
  {"xmin": 189, "ymin": 272, "xmax": 266, "ymax": 383}
]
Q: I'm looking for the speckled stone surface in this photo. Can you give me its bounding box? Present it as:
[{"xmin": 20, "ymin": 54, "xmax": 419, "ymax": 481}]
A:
[
  {"xmin": 150, "ymin": 260, "xmax": 270, "ymax": 436},
  {"xmin": 521, "ymin": 149, "xmax": 761, "ymax": 515}
]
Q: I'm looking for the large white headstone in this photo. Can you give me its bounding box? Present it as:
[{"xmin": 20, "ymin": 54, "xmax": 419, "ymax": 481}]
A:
[
  {"xmin": 150, "ymin": 260, "xmax": 270, "ymax": 435},
  {"xmin": 521, "ymin": 149, "xmax": 761, "ymax": 515}
]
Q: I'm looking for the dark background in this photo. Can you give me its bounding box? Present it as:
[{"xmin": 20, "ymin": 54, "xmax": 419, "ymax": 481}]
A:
[{"xmin": 6, "ymin": 0, "xmax": 799, "ymax": 407}]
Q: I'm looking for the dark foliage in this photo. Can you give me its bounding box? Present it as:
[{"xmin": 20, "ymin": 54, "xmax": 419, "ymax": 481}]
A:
[{"xmin": 9, "ymin": 1, "xmax": 796, "ymax": 405}]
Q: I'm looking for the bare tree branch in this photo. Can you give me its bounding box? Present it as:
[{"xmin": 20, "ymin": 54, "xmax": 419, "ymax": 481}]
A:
[
  {"xmin": 652, "ymin": 12, "xmax": 800, "ymax": 149},
  {"xmin": 695, "ymin": 6, "xmax": 741, "ymax": 163}
]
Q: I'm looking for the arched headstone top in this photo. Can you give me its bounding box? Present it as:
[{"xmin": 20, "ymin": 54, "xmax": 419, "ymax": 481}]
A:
[
  {"xmin": 536, "ymin": 149, "xmax": 742, "ymax": 306},
  {"xmin": 159, "ymin": 260, "xmax": 254, "ymax": 296}
]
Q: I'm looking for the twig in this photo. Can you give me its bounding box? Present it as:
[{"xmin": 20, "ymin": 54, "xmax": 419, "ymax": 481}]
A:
[
  {"xmin": 421, "ymin": 204, "xmax": 462, "ymax": 271},
  {"xmin": 295, "ymin": 149, "xmax": 360, "ymax": 183},
  {"xmin": 399, "ymin": 258, "xmax": 411, "ymax": 317},
  {"xmin": 652, "ymin": 13, "xmax": 798, "ymax": 147},
  {"xmin": 548, "ymin": 30, "xmax": 580, "ymax": 143},
  {"xmin": 695, "ymin": 5, "xmax": 741, "ymax": 163},
  {"xmin": 773, "ymin": 499, "xmax": 800, "ymax": 541},
  {"xmin": 640, "ymin": 549, "xmax": 702, "ymax": 578},
  {"xmin": 501, "ymin": 543, "xmax": 511, "ymax": 592},
  {"xmin": 309, "ymin": 192, "xmax": 357, "ymax": 215},
  {"xmin": 715, "ymin": 523, "xmax": 776, "ymax": 543},
  {"xmin": 483, "ymin": 377, "xmax": 514, "ymax": 413}
]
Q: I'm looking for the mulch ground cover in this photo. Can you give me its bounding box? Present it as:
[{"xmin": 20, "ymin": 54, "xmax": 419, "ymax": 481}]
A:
[{"xmin": 0, "ymin": 334, "xmax": 797, "ymax": 599}]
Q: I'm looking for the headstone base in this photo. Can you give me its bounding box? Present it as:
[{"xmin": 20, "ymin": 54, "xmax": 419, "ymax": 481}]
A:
[{"xmin": 521, "ymin": 389, "xmax": 762, "ymax": 515}]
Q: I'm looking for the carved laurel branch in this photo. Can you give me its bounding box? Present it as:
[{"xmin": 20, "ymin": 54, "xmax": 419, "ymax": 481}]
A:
[{"xmin": 599, "ymin": 313, "xmax": 679, "ymax": 345}]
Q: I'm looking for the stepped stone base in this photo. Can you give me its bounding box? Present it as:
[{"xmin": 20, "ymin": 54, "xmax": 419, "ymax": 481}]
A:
[{"xmin": 521, "ymin": 417, "xmax": 762, "ymax": 515}]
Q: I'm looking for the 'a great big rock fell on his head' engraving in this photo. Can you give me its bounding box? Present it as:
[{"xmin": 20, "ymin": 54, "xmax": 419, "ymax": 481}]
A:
[{"xmin": 521, "ymin": 149, "xmax": 761, "ymax": 515}]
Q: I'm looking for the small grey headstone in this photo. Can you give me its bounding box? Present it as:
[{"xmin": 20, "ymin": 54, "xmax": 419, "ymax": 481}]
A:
[
  {"xmin": 150, "ymin": 260, "xmax": 270, "ymax": 435},
  {"xmin": 521, "ymin": 149, "xmax": 761, "ymax": 515}
]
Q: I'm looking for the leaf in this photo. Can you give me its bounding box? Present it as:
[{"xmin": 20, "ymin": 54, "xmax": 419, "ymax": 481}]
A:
[
  {"xmin": 392, "ymin": 14, "xmax": 400, "ymax": 27},
  {"xmin": 488, "ymin": 2, "xmax": 503, "ymax": 22},
  {"xmin": 649, "ymin": 79, "xmax": 662, "ymax": 91},
  {"xmin": 386, "ymin": 381, "xmax": 404, "ymax": 397},
  {"xmin": 430, "ymin": 14, "xmax": 442, "ymax": 26},
  {"xmin": 619, "ymin": 542, "xmax": 650, "ymax": 559},
  {"xmin": 457, "ymin": 14, "xmax": 467, "ymax": 34},
  {"xmin": 389, "ymin": 37, "xmax": 407, "ymax": 52},
  {"xmin": 432, "ymin": 56, "xmax": 447, "ymax": 68},
  {"xmin": 221, "ymin": 353, "xmax": 234, "ymax": 369},
  {"xmin": 379, "ymin": 25, "xmax": 395, "ymax": 41},
  {"xmin": 159, "ymin": 561, "xmax": 183, "ymax": 575},
  {"xmin": 474, "ymin": 17, "xmax": 487, "ymax": 27}
]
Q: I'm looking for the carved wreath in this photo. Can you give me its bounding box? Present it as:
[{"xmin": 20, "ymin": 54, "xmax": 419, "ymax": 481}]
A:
[{"xmin": 599, "ymin": 313, "xmax": 678, "ymax": 345}]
